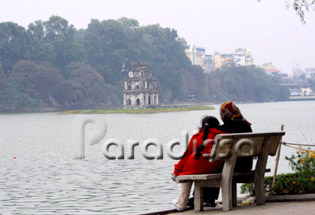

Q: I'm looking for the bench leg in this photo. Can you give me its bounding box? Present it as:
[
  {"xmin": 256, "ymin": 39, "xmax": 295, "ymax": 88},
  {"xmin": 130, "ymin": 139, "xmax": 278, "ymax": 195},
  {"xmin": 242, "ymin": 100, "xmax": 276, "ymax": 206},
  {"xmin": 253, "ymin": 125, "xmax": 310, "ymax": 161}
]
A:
[
  {"xmin": 232, "ymin": 182, "xmax": 237, "ymax": 207},
  {"xmin": 255, "ymin": 180, "xmax": 265, "ymax": 205},
  {"xmin": 254, "ymin": 136, "xmax": 270, "ymax": 205},
  {"xmin": 194, "ymin": 183, "xmax": 204, "ymax": 211},
  {"xmin": 222, "ymin": 182, "xmax": 233, "ymax": 211}
]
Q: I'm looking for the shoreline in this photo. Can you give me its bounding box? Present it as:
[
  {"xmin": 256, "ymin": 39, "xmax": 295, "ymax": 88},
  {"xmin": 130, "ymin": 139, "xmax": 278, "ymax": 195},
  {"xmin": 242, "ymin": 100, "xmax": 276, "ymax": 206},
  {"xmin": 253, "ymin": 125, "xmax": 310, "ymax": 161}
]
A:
[
  {"xmin": 61, "ymin": 105, "xmax": 215, "ymax": 114},
  {"xmin": 0, "ymin": 103, "xmax": 215, "ymax": 114}
]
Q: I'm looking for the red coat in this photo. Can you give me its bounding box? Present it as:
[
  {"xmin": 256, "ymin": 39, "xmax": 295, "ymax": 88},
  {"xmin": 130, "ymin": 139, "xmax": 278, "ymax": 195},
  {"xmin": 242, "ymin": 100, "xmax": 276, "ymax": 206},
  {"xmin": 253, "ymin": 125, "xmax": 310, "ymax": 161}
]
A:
[{"xmin": 173, "ymin": 128, "xmax": 224, "ymax": 176}]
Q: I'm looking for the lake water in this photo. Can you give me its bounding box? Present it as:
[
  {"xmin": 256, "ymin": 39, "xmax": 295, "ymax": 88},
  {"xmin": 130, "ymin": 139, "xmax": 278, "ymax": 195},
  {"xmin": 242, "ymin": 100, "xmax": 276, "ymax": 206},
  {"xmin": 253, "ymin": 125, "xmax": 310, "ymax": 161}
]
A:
[{"xmin": 1, "ymin": 101, "xmax": 315, "ymax": 214}]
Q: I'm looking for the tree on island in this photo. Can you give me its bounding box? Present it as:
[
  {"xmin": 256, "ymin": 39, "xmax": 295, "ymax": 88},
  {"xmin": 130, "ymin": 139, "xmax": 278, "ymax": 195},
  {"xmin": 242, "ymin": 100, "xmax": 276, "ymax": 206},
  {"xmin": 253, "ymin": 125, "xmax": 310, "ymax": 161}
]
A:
[{"xmin": 0, "ymin": 16, "xmax": 291, "ymax": 111}]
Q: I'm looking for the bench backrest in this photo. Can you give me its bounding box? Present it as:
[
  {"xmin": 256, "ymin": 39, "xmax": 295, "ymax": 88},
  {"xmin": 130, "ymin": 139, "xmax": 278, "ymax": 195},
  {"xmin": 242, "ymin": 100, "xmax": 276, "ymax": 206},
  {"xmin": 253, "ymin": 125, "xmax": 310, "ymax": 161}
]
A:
[{"xmin": 210, "ymin": 132, "xmax": 285, "ymax": 162}]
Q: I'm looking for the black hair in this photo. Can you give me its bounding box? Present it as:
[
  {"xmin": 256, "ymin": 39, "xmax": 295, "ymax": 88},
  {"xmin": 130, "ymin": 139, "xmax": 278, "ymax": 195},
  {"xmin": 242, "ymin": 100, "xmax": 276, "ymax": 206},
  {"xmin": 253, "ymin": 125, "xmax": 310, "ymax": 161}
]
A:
[{"xmin": 195, "ymin": 116, "xmax": 220, "ymax": 159}]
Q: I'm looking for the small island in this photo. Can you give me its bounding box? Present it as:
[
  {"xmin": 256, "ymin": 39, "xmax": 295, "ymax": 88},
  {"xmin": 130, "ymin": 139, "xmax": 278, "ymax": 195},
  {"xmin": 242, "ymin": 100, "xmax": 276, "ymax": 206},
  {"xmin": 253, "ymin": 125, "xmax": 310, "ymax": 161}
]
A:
[{"xmin": 62, "ymin": 105, "xmax": 214, "ymax": 114}]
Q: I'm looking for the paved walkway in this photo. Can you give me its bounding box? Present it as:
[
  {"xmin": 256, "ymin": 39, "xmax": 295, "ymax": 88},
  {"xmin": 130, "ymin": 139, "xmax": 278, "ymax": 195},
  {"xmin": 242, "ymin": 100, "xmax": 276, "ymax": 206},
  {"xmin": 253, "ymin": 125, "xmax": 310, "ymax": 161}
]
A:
[{"xmin": 168, "ymin": 201, "xmax": 315, "ymax": 215}]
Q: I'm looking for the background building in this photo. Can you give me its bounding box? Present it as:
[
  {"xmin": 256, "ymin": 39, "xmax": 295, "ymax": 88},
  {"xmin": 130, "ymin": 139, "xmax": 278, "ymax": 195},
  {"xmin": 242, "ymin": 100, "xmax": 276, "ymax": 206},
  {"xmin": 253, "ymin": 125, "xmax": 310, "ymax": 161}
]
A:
[
  {"xmin": 213, "ymin": 52, "xmax": 233, "ymax": 69},
  {"xmin": 259, "ymin": 62, "xmax": 278, "ymax": 75},
  {"xmin": 233, "ymin": 48, "xmax": 253, "ymax": 66},
  {"xmin": 213, "ymin": 48, "xmax": 253, "ymax": 70},
  {"xmin": 245, "ymin": 51, "xmax": 253, "ymax": 66},
  {"xmin": 259, "ymin": 62, "xmax": 288, "ymax": 79},
  {"xmin": 203, "ymin": 54, "xmax": 214, "ymax": 73},
  {"xmin": 234, "ymin": 48, "xmax": 246, "ymax": 66},
  {"xmin": 185, "ymin": 44, "xmax": 213, "ymax": 73},
  {"xmin": 185, "ymin": 45, "xmax": 253, "ymax": 71},
  {"xmin": 123, "ymin": 61, "xmax": 159, "ymax": 108},
  {"xmin": 185, "ymin": 44, "xmax": 205, "ymax": 67}
]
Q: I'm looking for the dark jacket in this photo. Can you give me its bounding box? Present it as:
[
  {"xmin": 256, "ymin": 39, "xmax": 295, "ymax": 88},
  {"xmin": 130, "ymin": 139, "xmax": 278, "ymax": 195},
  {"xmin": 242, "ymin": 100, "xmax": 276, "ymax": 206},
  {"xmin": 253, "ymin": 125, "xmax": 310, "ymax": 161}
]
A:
[{"xmin": 218, "ymin": 120, "xmax": 253, "ymax": 172}]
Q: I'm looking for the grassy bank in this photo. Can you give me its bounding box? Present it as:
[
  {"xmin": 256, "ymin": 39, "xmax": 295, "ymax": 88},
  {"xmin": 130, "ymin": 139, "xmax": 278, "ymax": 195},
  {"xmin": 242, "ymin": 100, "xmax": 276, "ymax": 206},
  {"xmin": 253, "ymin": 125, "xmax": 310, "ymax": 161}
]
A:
[{"xmin": 62, "ymin": 105, "xmax": 214, "ymax": 114}]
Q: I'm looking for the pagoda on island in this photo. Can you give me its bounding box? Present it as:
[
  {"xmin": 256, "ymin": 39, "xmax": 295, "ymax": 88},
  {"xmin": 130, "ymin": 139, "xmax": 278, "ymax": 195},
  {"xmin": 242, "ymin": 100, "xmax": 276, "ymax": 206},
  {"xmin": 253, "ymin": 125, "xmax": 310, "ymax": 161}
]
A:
[{"xmin": 123, "ymin": 61, "xmax": 159, "ymax": 108}]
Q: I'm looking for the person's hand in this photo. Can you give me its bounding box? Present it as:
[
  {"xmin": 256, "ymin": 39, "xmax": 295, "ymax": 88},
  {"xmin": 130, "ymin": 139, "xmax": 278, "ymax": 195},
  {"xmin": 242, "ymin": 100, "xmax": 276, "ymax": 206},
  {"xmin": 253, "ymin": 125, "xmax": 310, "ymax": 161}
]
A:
[{"xmin": 171, "ymin": 173, "xmax": 176, "ymax": 182}]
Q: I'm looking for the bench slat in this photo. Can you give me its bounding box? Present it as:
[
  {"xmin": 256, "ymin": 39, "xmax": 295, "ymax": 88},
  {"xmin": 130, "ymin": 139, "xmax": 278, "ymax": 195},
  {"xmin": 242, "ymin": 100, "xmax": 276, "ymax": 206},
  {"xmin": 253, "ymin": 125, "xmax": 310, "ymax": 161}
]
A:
[
  {"xmin": 176, "ymin": 169, "xmax": 271, "ymax": 183},
  {"xmin": 210, "ymin": 131, "xmax": 285, "ymax": 161},
  {"xmin": 176, "ymin": 173, "xmax": 222, "ymax": 183},
  {"xmin": 216, "ymin": 132, "xmax": 285, "ymax": 139}
]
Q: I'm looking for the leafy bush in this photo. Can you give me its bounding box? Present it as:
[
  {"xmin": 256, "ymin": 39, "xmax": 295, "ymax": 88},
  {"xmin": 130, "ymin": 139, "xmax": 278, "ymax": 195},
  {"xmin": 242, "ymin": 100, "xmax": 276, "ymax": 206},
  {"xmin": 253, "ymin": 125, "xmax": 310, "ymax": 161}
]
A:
[
  {"xmin": 241, "ymin": 149, "xmax": 315, "ymax": 195},
  {"xmin": 284, "ymin": 150, "xmax": 315, "ymax": 193},
  {"xmin": 240, "ymin": 175, "xmax": 273, "ymax": 196}
]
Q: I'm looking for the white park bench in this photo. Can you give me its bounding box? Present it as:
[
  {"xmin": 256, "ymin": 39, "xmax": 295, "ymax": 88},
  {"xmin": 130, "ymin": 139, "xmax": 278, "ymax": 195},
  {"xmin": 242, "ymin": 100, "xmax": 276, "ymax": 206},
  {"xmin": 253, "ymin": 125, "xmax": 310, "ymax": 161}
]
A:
[{"xmin": 175, "ymin": 131, "xmax": 285, "ymax": 212}]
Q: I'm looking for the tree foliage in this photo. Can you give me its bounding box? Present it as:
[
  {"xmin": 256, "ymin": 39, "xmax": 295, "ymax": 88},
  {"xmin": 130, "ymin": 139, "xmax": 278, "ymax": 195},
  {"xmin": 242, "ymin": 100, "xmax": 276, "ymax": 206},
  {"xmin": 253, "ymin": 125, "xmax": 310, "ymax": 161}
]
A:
[
  {"xmin": 289, "ymin": 0, "xmax": 315, "ymax": 23},
  {"xmin": 28, "ymin": 16, "xmax": 84, "ymax": 69},
  {"xmin": 259, "ymin": 0, "xmax": 315, "ymax": 23},
  {"xmin": 0, "ymin": 22, "xmax": 32, "ymax": 74},
  {"xmin": 60, "ymin": 62, "xmax": 106, "ymax": 109},
  {"xmin": 206, "ymin": 66, "xmax": 281, "ymax": 102},
  {"xmin": 0, "ymin": 16, "xmax": 288, "ymax": 111}
]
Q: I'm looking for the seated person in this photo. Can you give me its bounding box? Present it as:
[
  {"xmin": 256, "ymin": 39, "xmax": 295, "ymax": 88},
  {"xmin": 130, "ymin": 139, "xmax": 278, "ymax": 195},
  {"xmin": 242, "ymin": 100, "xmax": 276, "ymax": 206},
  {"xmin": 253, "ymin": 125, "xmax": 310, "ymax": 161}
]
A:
[{"xmin": 171, "ymin": 116, "xmax": 225, "ymax": 211}]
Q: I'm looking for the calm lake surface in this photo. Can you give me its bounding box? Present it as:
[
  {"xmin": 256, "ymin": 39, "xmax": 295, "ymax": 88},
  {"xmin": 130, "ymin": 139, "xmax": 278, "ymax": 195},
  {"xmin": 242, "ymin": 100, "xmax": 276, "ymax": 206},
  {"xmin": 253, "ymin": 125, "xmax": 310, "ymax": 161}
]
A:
[{"xmin": 1, "ymin": 101, "xmax": 315, "ymax": 214}]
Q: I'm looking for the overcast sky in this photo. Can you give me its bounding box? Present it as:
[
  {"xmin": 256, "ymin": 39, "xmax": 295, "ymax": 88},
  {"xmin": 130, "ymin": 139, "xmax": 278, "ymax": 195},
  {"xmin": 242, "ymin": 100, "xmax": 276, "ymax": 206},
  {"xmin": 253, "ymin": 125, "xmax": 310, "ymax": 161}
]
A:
[{"xmin": 1, "ymin": 0, "xmax": 314, "ymax": 75}]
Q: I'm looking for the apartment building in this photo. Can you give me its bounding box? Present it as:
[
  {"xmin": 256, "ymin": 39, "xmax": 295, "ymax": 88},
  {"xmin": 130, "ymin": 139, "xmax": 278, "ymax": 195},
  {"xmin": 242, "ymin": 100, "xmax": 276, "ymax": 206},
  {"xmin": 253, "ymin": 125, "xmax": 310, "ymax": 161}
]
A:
[
  {"xmin": 185, "ymin": 44, "xmax": 213, "ymax": 73},
  {"xmin": 213, "ymin": 48, "xmax": 253, "ymax": 70}
]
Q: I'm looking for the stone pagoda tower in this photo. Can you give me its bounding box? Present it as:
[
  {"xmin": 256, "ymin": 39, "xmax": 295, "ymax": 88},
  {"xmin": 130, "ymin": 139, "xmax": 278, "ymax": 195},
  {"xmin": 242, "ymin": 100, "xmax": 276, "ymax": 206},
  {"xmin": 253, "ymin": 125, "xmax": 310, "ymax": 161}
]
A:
[{"xmin": 123, "ymin": 61, "xmax": 159, "ymax": 108}]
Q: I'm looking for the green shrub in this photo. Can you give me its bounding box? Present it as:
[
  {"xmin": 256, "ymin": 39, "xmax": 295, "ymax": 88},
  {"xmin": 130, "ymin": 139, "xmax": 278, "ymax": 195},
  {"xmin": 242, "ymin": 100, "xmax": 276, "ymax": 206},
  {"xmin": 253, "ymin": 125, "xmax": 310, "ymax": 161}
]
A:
[
  {"xmin": 241, "ymin": 149, "xmax": 315, "ymax": 195},
  {"xmin": 240, "ymin": 176, "xmax": 273, "ymax": 195}
]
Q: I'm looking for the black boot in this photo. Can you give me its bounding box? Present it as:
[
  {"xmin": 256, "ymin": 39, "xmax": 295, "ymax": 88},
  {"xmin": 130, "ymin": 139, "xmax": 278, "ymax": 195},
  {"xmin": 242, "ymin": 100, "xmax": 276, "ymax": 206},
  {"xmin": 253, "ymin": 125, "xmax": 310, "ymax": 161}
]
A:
[{"xmin": 187, "ymin": 197, "xmax": 194, "ymax": 207}]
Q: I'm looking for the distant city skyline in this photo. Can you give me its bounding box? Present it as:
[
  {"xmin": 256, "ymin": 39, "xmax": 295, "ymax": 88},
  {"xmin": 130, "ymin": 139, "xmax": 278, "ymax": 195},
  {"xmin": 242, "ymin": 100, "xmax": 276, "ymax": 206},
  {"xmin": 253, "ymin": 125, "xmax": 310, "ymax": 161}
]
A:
[{"xmin": 1, "ymin": 0, "xmax": 314, "ymax": 75}]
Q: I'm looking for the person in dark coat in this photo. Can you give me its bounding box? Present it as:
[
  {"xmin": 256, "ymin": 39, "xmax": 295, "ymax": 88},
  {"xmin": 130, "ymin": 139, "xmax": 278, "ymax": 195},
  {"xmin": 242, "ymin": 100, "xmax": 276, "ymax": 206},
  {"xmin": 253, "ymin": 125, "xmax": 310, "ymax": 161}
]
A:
[
  {"xmin": 201, "ymin": 101, "xmax": 253, "ymax": 207},
  {"xmin": 219, "ymin": 101, "xmax": 253, "ymax": 171}
]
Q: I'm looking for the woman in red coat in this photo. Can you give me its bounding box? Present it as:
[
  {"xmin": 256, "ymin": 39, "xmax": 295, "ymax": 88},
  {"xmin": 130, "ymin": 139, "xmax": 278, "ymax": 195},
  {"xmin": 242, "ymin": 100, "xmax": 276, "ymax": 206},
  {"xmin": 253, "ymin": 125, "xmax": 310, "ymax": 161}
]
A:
[{"xmin": 172, "ymin": 116, "xmax": 225, "ymax": 211}]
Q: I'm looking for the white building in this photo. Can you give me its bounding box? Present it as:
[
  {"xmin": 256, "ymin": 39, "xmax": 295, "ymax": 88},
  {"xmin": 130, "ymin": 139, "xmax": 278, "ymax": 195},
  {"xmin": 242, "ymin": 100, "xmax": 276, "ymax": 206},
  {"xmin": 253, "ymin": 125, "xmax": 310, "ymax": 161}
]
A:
[
  {"xmin": 185, "ymin": 44, "xmax": 215, "ymax": 73},
  {"xmin": 185, "ymin": 44, "xmax": 206, "ymax": 67},
  {"xmin": 203, "ymin": 54, "xmax": 213, "ymax": 73},
  {"xmin": 233, "ymin": 48, "xmax": 253, "ymax": 66}
]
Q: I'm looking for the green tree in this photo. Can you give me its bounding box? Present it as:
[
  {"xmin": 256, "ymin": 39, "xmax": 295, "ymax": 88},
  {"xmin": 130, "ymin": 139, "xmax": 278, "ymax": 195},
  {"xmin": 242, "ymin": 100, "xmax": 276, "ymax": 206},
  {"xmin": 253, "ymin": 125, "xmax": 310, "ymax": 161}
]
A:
[
  {"xmin": 27, "ymin": 20, "xmax": 55, "ymax": 63},
  {"xmin": 0, "ymin": 82, "xmax": 39, "ymax": 111},
  {"xmin": 132, "ymin": 24, "xmax": 191, "ymax": 102},
  {"xmin": 277, "ymin": 85, "xmax": 290, "ymax": 101},
  {"xmin": 0, "ymin": 22, "xmax": 32, "ymax": 74},
  {"xmin": 60, "ymin": 62, "xmax": 106, "ymax": 108},
  {"xmin": 0, "ymin": 67, "xmax": 7, "ymax": 92},
  {"xmin": 180, "ymin": 66, "xmax": 207, "ymax": 101},
  {"xmin": 84, "ymin": 19, "xmax": 131, "ymax": 83},
  {"xmin": 206, "ymin": 66, "xmax": 281, "ymax": 102},
  {"xmin": 9, "ymin": 60, "xmax": 64, "ymax": 105},
  {"xmin": 0, "ymin": 61, "xmax": 43, "ymax": 111},
  {"xmin": 83, "ymin": 19, "xmax": 193, "ymax": 102},
  {"xmin": 28, "ymin": 16, "xmax": 84, "ymax": 69}
]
